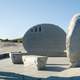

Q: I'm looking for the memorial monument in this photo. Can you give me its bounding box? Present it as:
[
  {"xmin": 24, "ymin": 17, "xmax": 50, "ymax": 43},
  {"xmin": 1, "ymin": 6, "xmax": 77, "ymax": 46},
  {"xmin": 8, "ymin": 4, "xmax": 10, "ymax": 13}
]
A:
[
  {"xmin": 23, "ymin": 23, "xmax": 66, "ymax": 57},
  {"xmin": 66, "ymin": 13, "xmax": 80, "ymax": 67}
]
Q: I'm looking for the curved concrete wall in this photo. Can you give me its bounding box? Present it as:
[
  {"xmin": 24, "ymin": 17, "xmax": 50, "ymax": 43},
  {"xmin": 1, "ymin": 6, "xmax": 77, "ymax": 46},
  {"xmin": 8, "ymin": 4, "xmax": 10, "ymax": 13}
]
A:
[
  {"xmin": 23, "ymin": 24, "xmax": 66, "ymax": 57},
  {"xmin": 66, "ymin": 13, "xmax": 80, "ymax": 66}
]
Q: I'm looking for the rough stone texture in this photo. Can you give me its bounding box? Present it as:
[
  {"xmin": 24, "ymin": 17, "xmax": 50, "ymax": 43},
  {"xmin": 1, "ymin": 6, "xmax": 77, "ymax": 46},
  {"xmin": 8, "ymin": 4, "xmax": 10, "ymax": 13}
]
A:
[
  {"xmin": 22, "ymin": 55, "xmax": 48, "ymax": 70},
  {"xmin": 9, "ymin": 52, "xmax": 24, "ymax": 64},
  {"xmin": 23, "ymin": 24, "xmax": 66, "ymax": 57},
  {"xmin": 66, "ymin": 13, "xmax": 80, "ymax": 67}
]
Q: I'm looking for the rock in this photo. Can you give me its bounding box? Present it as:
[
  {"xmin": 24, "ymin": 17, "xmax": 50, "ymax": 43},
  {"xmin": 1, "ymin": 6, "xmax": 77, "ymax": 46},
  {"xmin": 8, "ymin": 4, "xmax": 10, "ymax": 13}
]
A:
[
  {"xmin": 22, "ymin": 55, "xmax": 48, "ymax": 70},
  {"xmin": 66, "ymin": 13, "xmax": 80, "ymax": 67}
]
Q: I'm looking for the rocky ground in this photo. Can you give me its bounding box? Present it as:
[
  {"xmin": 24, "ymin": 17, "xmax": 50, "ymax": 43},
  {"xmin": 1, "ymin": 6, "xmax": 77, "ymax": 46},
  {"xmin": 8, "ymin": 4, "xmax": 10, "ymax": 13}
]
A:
[{"xmin": 0, "ymin": 42, "xmax": 26, "ymax": 53}]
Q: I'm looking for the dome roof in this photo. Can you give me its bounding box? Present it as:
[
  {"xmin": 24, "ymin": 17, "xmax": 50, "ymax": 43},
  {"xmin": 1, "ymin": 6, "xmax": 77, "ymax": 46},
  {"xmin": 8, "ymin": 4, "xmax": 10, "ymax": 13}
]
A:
[{"xmin": 23, "ymin": 23, "xmax": 66, "ymax": 56}]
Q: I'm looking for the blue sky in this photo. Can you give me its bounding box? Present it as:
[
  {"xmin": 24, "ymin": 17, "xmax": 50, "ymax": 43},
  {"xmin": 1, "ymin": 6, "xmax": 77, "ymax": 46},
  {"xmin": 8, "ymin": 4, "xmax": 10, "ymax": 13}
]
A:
[{"xmin": 0, "ymin": 0, "xmax": 80, "ymax": 39}]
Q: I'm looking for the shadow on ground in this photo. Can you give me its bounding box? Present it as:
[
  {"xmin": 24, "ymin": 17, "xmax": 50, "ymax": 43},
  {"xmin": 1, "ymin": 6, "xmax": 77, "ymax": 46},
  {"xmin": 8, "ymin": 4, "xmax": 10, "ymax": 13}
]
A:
[
  {"xmin": 42, "ymin": 64, "xmax": 67, "ymax": 72},
  {"xmin": 47, "ymin": 76, "xmax": 80, "ymax": 80},
  {"xmin": 0, "ymin": 71, "xmax": 43, "ymax": 80},
  {"xmin": 0, "ymin": 53, "xmax": 9, "ymax": 60},
  {"xmin": 0, "ymin": 71, "xmax": 80, "ymax": 80}
]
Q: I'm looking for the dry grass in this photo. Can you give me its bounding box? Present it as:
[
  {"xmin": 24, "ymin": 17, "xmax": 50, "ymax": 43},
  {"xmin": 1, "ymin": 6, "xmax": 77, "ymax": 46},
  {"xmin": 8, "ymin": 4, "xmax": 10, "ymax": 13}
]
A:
[{"xmin": 0, "ymin": 42, "xmax": 26, "ymax": 53}]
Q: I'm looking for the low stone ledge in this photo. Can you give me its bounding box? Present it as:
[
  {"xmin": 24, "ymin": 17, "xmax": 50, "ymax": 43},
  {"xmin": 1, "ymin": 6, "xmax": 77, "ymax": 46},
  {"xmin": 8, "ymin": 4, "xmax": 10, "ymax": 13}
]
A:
[
  {"xmin": 0, "ymin": 53, "xmax": 9, "ymax": 59},
  {"xmin": 9, "ymin": 52, "xmax": 26, "ymax": 64},
  {"xmin": 22, "ymin": 55, "xmax": 48, "ymax": 70}
]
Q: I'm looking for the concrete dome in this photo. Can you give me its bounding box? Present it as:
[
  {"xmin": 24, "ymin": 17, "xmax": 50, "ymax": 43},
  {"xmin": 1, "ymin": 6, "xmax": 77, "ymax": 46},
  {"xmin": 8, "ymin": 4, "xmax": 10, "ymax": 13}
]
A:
[{"xmin": 23, "ymin": 24, "xmax": 66, "ymax": 57}]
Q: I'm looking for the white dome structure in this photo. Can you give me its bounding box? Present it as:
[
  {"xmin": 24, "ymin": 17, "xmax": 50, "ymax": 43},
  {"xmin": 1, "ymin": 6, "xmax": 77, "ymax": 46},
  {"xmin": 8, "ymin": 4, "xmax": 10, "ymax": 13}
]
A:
[
  {"xmin": 23, "ymin": 24, "xmax": 66, "ymax": 57},
  {"xmin": 66, "ymin": 13, "xmax": 80, "ymax": 67}
]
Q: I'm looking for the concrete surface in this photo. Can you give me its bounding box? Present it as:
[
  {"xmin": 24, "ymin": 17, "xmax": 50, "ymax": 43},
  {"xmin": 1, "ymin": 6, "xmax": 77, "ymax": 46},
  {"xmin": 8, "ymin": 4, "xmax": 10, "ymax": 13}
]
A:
[
  {"xmin": 0, "ymin": 57, "xmax": 80, "ymax": 80},
  {"xmin": 0, "ymin": 57, "xmax": 70, "ymax": 80},
  {"xmin": 9, "ymin": 52, "xmax": 24, "ymax": 64}
]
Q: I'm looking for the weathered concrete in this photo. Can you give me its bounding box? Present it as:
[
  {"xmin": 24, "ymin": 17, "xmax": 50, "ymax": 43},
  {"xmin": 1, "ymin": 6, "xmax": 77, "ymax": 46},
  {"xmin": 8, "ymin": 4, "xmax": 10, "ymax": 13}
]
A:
[
  {"xmin": 2, "ymin": 57, "xmax": 80, "ymax": 80},
  {"xmin": 0, "ymin": 57, "xmax": 70, "ymax": 80},
  {"xmin": 23, "ymin": 24, "xmax": 66, "ymax": 57},
  {"xmin": 66, "ymin": 13, "xmax": 80, "ymax": 67},
  {"xmin": 9, "ymin": 52, "xmax": 24, "ymax": 64},
  {"xmin": 22, "ymin": 55, "xmax": 48, "ymax": 70}
]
